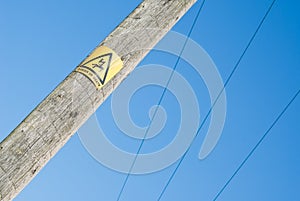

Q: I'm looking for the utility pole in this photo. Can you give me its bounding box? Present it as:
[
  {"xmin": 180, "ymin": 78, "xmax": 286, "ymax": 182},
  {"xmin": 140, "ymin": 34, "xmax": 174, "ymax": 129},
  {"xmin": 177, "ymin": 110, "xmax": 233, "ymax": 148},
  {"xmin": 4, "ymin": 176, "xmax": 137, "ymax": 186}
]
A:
[{"xmin": 0, "ymin": 0, "xmax": 197, "ymax": 200}]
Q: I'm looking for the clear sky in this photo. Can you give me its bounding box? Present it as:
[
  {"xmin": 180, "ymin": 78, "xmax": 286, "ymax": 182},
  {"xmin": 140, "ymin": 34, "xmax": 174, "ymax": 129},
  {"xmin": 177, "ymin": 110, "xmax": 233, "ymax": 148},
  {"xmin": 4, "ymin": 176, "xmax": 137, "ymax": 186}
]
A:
[{"xmin": 0, "ymin": 0, "xmax": 299, "ymax": 201}]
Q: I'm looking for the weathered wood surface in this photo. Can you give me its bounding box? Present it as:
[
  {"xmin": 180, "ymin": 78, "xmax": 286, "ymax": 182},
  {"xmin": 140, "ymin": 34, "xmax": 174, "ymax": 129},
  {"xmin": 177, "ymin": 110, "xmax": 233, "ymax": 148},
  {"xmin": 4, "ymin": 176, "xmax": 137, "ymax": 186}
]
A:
[{"xmin": 0, "ymin": 0, "xmax": 197, "ymax": 200}]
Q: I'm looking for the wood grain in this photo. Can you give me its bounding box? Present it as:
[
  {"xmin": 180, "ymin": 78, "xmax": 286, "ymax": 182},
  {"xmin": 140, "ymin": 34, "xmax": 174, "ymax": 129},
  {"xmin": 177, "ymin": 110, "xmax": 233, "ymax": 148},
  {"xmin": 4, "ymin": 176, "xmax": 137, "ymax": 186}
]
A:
[{"xmin": 0, "ymin": 0, "xmax": 197, "ymax": 200}]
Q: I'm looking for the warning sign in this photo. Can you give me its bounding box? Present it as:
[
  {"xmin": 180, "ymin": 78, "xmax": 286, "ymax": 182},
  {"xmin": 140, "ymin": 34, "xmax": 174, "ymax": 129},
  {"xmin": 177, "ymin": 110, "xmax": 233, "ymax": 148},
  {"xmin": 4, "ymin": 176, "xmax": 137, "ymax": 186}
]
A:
[{"xmin": 75, "ymin": 46, "xmax": 123, "ymax": 90}]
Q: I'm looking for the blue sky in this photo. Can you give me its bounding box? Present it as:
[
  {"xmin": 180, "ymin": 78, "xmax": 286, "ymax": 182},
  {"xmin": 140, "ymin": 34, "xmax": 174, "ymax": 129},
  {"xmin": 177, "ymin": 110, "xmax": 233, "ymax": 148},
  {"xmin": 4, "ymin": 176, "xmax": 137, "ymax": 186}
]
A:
[{"xmin": 0, "ymin": 0, "xmax": 299, "ymax": 201}]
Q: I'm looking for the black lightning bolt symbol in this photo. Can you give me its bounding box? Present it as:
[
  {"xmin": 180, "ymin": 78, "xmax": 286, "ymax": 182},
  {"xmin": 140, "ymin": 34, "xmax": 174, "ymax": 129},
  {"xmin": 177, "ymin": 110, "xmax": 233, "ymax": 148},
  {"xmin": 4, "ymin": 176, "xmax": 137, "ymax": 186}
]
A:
[{"xmin": 92, "ymin": 58, "xmax": 106, "ymax": 70}]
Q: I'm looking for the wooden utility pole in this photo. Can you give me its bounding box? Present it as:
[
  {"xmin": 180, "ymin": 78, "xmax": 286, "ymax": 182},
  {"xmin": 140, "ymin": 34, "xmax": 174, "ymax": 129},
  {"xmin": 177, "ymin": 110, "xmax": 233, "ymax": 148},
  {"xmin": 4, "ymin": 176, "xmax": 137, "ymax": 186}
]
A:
[{"xmin": 0, "ymin": 0, "xmax": 196, "ymax": 200}]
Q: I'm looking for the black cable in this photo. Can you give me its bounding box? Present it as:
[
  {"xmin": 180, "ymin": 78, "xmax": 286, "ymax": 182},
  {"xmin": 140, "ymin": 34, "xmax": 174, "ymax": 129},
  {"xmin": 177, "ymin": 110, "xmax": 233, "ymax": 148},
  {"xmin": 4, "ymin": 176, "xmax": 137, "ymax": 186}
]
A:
[
  {"xmin": 213, "ymin": 88, "xmax": 300, "ymax": 200},
  {"xmin": 116, "ymin": 1, "xmax": 207, "ymax": 200},
  {"xmin": 156, "ymin": 0, "xmax": 277, "ymax": 200}
]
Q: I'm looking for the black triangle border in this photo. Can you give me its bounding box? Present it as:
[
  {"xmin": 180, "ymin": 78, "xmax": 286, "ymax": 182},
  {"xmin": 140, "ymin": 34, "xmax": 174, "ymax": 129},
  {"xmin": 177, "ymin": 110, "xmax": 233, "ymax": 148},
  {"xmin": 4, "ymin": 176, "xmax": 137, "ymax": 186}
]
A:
[{"xmin": 80, "ymin": 53, "xmax": 113, "ymax": 85}]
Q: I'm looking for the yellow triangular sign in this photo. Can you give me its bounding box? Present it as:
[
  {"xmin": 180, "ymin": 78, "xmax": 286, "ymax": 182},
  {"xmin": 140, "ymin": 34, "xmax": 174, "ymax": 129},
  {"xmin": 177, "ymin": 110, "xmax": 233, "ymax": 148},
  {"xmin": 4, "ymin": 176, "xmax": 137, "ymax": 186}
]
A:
[
  {"xmin": 81, "ymin": 53, "xmax": 112, "ymax": 85},
  {"xmin": 75, "ymin": 46, "xmax": 123, "ymax": 90}
]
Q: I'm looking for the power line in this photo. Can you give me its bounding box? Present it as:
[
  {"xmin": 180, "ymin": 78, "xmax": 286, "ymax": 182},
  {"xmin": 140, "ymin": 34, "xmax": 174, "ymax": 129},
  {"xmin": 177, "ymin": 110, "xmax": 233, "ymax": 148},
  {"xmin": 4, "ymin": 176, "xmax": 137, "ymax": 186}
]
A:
[
  {"xmin": 212, "ymin": 88, "xmax": 300, "ymax": 201},
  {"xmin": 115, "ymin": 1, "xmax": 207, "ymax": 200},
  {"xmin": 156, "ymin": 0, "xmax": 277, "ymax": 200}
]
